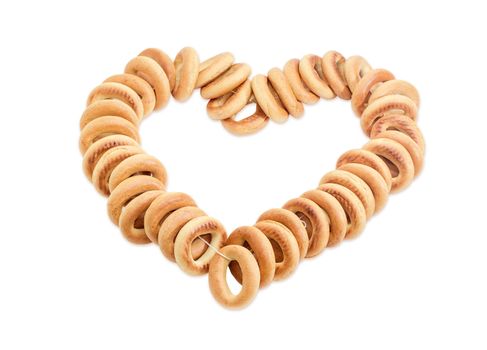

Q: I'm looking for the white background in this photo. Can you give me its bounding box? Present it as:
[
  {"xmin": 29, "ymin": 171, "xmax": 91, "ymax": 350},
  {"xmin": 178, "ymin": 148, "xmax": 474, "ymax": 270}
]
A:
[{"xmin": 1, "ymin": 1, "xmax": 486, "ymax": 349}]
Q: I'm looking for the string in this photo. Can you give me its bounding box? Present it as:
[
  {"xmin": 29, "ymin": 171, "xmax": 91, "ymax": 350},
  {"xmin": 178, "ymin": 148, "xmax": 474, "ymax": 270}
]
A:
[{"xmin": 197, "ymin": 236, "xmax": 231, "ymax": 261}]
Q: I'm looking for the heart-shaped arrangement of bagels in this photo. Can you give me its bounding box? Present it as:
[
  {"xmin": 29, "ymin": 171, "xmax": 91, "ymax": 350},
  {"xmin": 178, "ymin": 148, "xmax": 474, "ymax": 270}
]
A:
[{"xmin": 79, "ymin": 47, "xmax": 424, "ymax": 308}]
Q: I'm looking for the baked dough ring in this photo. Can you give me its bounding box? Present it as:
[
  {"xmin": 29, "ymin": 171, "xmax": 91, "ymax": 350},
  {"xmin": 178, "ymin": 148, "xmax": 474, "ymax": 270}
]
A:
[
  {"xmin": 107, "ymin": 175, "xmax": 165, "ymax": 225},
  {"xmin": 226, "ymin": 225, "xmax": 276, "ymax": 288},
  {"xmin": 343, "ymin": 55, "xmax": 372, "ymax": 93},
  {"xmin": 337, "ymin": 163, "xmax": 389, "ymax": 213},
  {"xmin": 139, "ymin": 48, "xmax": 176, "ymax": 91},
  {"xmin": 144, "ymin": 192, "xmax": 196, "ymax": 243},
  {"xmin": 370, "ymin": 114, "xmax": 425, "ymax": 152},
  {"xmin": 318, "ymin": 183, "xmax": 367, "ymax": 240},
  {"xmin": 361, "ymin": 94, "xmax": 418, "ymax": 135},
  {"xmin": 82, "ymin": 135, "xmax": 139, "ymax": 180},
  {"xmin": 206, "ymin": 79, "xmax": 251, "ymax": 120},
  {"xmin": 336, "ymin": 149, "xmax": 393, "ymax": 192},
  {"xmin": 108, "ymin": 153, "xmax": 167, "ymax": 192},
  {"xmin": 119, "ymin": 189, "xmax": 165, "ymax": 244},
  {"xmin": 158, "ymin": 206, "xmax": 207, "ymax": 262},
  {"xmin": 257, "ymin": 208, "xmax": 309, "ymax": 259},
  {"xmin": 252, "ymin": 74, "xmax": 288, "ymax": 123},
  {"xmin": 283, "ymin": 197, "xmax": 330, "ymax": 258},
  {"xmin": 369, "ymin": 79, "xmax": 420, "ymax": 107},
  {"xmin": 196, "ymin": 52, "xmax": 234, "ymax": 88},
  {"xmin": 80, "ymin": 99, "xmax": 139, "ymax": 129},
  {"xmin": 208, "ymin": 245, "xmax": 260, "ymax": 309},
  {"xmin": 254, "ymin": 220, "xmax": 300, "ymax": 280},
  {"xmin": 283, "ymin": 58, "xmax": 319, "ymax": 104},
  {"xmin": 91, "ymin": 145, "xmax": 143, "ymax": 196},
  {"xmin": 172, "ymin": 47, "xmax": 199, "ymax": 101},
  {"xmin": 87, "ymin": 82, "xmax": 144, "ymax": 120},
  {"xmin": 322, "ymin": 51, "xmax": 351, "ymax": 100},
  {"xmin": 319, "ymin": 169, "xmax": 375, "ymax": 219},
  {"xmin": 125, "ymin": 56, "xmax": 171, "ymax": 110},
  {"xmin": 300, "ymin": 189, "xmax": 348, "ymax": 248},
  {"xmin": 299, "ymin": 54, "xmax": 335, "ymax": 99},
  {"xmin": 78, "ymin": 116, "xmax": 140, "ymax": 155},
  {"xmin": 363, "ymin": 138, "xmax": 415, "ymax": 192},
  {"xmin": 268, "ymin": 68, "xmax": 304, "ymax": 117},
  {"xmin": 373, "ymin": 130, "xmax": 424, "ymax": 176},
  {"xmin": 201, "ymin": 63, "xmax": 251, "ymax": 99},
  {"xmin": 174, "ymin": 216, "xmax": 227, "ymax": 275},
  {"xmin": 105, "ymin": 73, "xmax": 156, "ymax": 116},
  {"xmin": 351, "ymin": 69, "xmax": 394, "ymax": 116}
]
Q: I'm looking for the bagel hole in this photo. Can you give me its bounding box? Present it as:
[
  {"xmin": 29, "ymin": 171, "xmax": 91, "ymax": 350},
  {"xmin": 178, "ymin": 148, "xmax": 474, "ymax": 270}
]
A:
[
  {"xmin": 133, "ymin": 171, "xmax": 153, "ymax": 177},
  {"xmin": 191, "ymin": 234, "xmax": 210, "ymax": 260},
  {"xmin": 228, "ymin": 242, "xmax": 252, "ymax": 285},
  {"xmin": 229, "ymin": 260, "xmax": 243, "ymax": 285},
  {"xmin": 379, "ymin": 156, "xmax": 399, "ymax": 177},
  {"xmin": 134, "ymin": 213, "xmax": 145, "ymax": 229},
  {"xmin": 231, "ymin": 103, "xmax": 258, "ymax": 122},
  {"xmin": 296, "ymin": 212, "xmax": 312, "ymax": 238},
  {"xmin": 269, "ymin": 238, "xmax": 284, "ymax": 263},
  {"xmin": 226, "ymin": 263, "xmax": 243, "ymax": 295},
  {"xmin": 314, "ymin": 59, "xmax": 326, "ymax": 80},
  {"xmin": 385, "ymin": 126, "xmax": 400, "ymax": 132}
]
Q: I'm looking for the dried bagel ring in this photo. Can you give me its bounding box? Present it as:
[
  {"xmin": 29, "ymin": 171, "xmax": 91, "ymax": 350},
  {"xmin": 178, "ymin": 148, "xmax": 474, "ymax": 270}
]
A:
[
  {"xmin": 92, "ymin": 145, "xmax": 144, "ymax": 196},
  {"xmin": 351, "ymin": 69, "xmax": 394, "ymax": 116},
  {"xmin": 226, "ymin": 225, "xmax": 276, "ymax": 288},
  {"xmin": 82, "ymin": 135, "xmax": 139, "ymax": 180},
  {"xmin": 254, "ymin": 220, "xmax": 300, "ymax": 280},
  {"xmin": 363, "ymin": 138, "xmax": 415, "ymax": 192},
  {"xmin": 80, "ymin": 99, "xmax": 139, "ymax": 130},
  {"xmin": 283, "ymin": 58, "xmax": 319, "ymax": 104},
  {"xmin": 206, "ymin": 79, "xmax": 251, "ymax": 120},
  {"xmin": 252, "ymin": 74, "xmax": 288, "ymax": 123},
  {"xmin": 268, "ymin": 68, "xmax": 304, "ymax": 117},
  {"xmin": 139, "ymin": 48, "xmax": 176, "ymax": 91},
  {"xmin": 373, "ymin": 130, "xmax": 424, "ymax": 176},
  {"xmin": 344, "ymin": 55, "xmax": 372, "ymax": 93},
  {"xmin": 158, "ymin": 206, "xmax": 207, "ymax": 262},
  {"xmin": 144, "ymin": 192, "xmax": 196, "ymax": 243},
  {"xmin": 105, "ymin": 73, "xmax": 156, "ymax": 116},
  {"xmin": 370, "ymin": 114, "xmax": 425, "ymax": 152},
  {"xmin": 209, "ymin": 245, "xmax": 260, "ymax": 309},
  {"xmin": 107, "ymin": 175, "xmax": 165, "ymax": 225},
  {"xmin": 108, "ymin": 153, "xmax": 167, "ymax": 192},
  {"xmin": 119, "ymin": 189, "xmax": 165, "ymax": 244},
  {"xmin": 318, "ymin": 183, "xmax": 367, "ymax": 240},
  {"xmin": 337, "ymin": 163, "xmax": 389, "ymax": 213},
  {"xmin": 172, "ymin": 47, "xmax": 199, "ymax": 101},
  {"xmin": 196, "ymin": 52, "xmax": 234, "ymax": 88},
  {"xmin": 283, "ymin": 197, "xmax": 330, "ymax": 258},
  {"xmin": 336, "ymin": 149, "xmax": 393, "ymax": 192},
  {"xmin": 86, "ymin": 82, "xmax": 144, "ymax": 120},
  {"xmin": 300, "ymin": 189, "xmax": 348, "ymax": 248},
  {"xmin": 125, "ymin": 56, "xmax": 170, "ymax": 110},
  {"xmin": 174, "ymin": 216, "xmax": 227, "ymax": 275},
  {"xmin": 319, "ymin": 169, "xmax": 375, "ymax": 219},
  {"xmin": 299, "ymin": 54, "xmax": 335, "ymax": 99},
  {"xmin": 361, "ymin": 95, "xmax": 418, "ymax": 135},
  {"xmin": 369, "ymin": 79, "xmax": 420, "ymax": 107},
  {"xmin": 322, "ymin": 51, "xmax": 351, "ymax": 99},
  {"xmin": 78, "ymin": 116, "xmax": 140, "ymax": 155},
  {"xmin": 201, "ymin": 63, "xmax": 251, "ymax": 99},
  {"xmin": 257, "ymin": 208, "xmax": 309, "ymax": 259}
]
